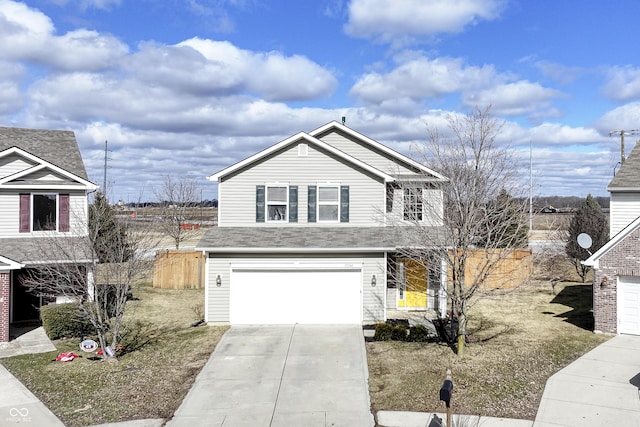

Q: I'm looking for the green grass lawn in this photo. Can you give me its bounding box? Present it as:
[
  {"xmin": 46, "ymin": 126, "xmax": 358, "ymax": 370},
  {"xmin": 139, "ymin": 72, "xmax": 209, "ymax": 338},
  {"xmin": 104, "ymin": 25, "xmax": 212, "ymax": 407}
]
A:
[{"xmin": 1, "ymin": 283, "xmax": 228, "ymax": 427}]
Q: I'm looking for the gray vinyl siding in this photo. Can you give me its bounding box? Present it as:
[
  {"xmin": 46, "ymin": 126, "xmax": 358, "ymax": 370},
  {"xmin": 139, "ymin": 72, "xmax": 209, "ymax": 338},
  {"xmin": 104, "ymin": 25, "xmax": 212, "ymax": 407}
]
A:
[
  {"xmin": 0, "ymin": 189, "xmax": 87, "ymax": 237},
  {"xmin": 610, "ymin": 192, "xmax": 640, "ymax": 236},
  {"xmin": 218, "ymin": 142, "xmax": 385, "ymax": 226},
  {"xmin": 0, "ymin": 154, "xmax": 35, "ymax": 177},
  {"xmin": 318, "ymin": 130, "xmax": 419, "ymax": 176},
  {"xmin": 205, "ymin": 252, "xmax": 386, "ymax": 324},
  {"xmin": 385, "ymin": 185, "xmax": 444, "ymax": 227}
]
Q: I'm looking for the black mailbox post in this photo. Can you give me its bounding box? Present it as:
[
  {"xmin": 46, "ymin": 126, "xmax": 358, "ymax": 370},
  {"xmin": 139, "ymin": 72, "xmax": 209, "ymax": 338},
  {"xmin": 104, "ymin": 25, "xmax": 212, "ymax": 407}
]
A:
[{"xmin": 439, "ymin": 379, "xmax": 453, "ymax": 408}]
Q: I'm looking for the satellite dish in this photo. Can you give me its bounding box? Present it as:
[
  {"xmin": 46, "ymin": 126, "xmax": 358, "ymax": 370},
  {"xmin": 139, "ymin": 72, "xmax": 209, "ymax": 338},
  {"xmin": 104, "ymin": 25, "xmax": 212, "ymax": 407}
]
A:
[{"xmin": 577, "ymin": 233, "xmax": 592, "ymax": 249}]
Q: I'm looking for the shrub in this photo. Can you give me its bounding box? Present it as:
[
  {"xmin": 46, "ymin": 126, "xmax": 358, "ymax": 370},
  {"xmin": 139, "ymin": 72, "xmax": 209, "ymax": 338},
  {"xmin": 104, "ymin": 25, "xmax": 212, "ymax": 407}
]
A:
[
  {"xmin": 41, "ymin": 303, "xmax": 94, "ymax": 340},
  {"xmin": 391, "ymin": 325, "xmax": 408, "ymax": 341},
  {"xmin": 408, "ymin": 325, "xmax": 432, "ymax": 342},
  {"xmin": 374, "ymin": 323, "xmax": 394, "ymax": 341}
]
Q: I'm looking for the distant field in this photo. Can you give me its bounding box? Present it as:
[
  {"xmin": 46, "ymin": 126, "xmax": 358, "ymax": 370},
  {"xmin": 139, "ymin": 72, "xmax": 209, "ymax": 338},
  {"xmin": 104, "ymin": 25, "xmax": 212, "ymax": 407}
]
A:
[{"xmin": 532, "ymin": 213, "xmax": 572, "ymax": 231}]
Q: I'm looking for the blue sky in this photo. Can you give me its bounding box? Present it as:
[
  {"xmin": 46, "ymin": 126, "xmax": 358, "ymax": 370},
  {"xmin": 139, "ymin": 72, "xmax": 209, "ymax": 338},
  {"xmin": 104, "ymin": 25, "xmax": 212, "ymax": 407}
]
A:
[{"xmin": 2, "ymin": 0, "xmax": 640, "ymax": 202}]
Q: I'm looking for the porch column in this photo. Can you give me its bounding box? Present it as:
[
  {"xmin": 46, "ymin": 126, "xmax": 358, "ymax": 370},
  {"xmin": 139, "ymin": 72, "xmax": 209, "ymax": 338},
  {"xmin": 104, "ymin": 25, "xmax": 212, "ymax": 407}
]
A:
[{"xmin": 0, "ymin": 272, "xmax": 9, "ymax": 342}]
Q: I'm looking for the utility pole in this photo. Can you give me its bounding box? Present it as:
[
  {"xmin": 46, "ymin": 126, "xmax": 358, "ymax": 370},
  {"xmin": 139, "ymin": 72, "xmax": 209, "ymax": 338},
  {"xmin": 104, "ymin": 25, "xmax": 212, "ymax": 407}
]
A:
[
  {"xmin": 103, "ymin": 140, "xmax": 108, "ymax": 199},
  {"xmin": 609, "ymin": 130, "xmax": 639, "ymax": 165}
]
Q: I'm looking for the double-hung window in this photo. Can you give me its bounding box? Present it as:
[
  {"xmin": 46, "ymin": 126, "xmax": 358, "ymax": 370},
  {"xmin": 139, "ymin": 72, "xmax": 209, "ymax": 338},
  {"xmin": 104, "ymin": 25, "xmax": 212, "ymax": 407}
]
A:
[
  {"xmin": 32, "ymin": 193, "xmax": 58, "ymax": 231},
  {"xmin": 266, "ymin": 185, "xmax": 288, "ymax": 222},
  {"xmin": 317, "ymin": 185, "xmax": 340, "ymax": 222},
  {"xmin": 19, "ymin": 193, "xmax": 70, "ymax": 233},
  {"xmin": 403, "ymin": 188, "xmax": 423, "ymax": 221}
]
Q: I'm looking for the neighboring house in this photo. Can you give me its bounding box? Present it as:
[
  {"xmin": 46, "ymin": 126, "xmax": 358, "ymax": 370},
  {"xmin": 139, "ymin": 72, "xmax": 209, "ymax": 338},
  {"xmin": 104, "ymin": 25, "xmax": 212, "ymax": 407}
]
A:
[
  {"xmin": 196, "ymin": 121, "xmax": 448, "ymax": 325},
  {"xmin": 584, "ymin": 142, "xmax": 640, "ymax": 335},
  {"xmin": 0, "ymin": 127, "xmax": 97, "ymax": 342}
]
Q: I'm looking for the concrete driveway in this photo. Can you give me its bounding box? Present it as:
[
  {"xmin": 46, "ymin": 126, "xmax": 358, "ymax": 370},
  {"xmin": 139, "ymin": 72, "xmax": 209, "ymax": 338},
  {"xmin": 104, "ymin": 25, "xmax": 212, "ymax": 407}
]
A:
[
  {"xmin": 534, "ymin": 334, "xmax": 640, "ymax": 426},
  {"xmin": 167, "ymin": 325, "xmax": 374, "ymax": 427}
]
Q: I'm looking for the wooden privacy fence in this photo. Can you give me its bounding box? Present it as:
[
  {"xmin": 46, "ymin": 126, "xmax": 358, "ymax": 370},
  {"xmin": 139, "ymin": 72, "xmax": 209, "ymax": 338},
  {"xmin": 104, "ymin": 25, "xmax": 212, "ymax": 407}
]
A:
[
  {"xmin": 449, "ymin": 248, "xmax": 533, "ymax": 289},
  {"xmin": 153, "ymin": 250, "xmax": 205, "ymax": 289}
]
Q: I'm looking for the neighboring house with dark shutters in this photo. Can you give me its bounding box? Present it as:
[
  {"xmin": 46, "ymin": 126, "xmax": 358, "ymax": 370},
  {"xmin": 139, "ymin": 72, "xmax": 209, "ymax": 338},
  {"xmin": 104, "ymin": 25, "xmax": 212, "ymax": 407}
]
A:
[
  {"xmin": 584, "ymin": 142, "xmax": 640, "ymax": 335},
  {"xmin": 0, "ymin": 126, "xmax": 97, "ymax": 342},
  {"xmin": 196, "ymin": 121, "xmax": 449, "ymax": 325}
]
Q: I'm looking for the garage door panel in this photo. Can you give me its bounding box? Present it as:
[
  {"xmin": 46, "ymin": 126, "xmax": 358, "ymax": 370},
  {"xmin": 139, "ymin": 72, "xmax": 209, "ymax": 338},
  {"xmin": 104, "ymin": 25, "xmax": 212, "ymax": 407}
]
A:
[
  {"xmin": 618, "ymin": 276, "xmax": 640, "ymax": 335},
  {"xmin": 230, "ymin": 269, "xmax": 362, "ymax": 325}
]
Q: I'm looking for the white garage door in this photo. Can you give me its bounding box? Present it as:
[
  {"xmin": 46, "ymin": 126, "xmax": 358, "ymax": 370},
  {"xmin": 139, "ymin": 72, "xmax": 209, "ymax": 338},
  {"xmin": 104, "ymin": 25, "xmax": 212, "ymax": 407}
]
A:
[
  {"xmin": 618, "ymin": 276, "xmax": 640, "ymax": 335},
  {"xmin": 230, "ymin": 267, "xmax": 362, "ymax": 324}
]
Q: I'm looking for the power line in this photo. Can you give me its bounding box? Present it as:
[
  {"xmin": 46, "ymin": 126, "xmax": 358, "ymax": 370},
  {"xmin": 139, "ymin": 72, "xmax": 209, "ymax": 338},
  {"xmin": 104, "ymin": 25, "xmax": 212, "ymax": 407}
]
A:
[{"xmin": 609, "ymin": 129, "xmax": 640, "ymax": 165}]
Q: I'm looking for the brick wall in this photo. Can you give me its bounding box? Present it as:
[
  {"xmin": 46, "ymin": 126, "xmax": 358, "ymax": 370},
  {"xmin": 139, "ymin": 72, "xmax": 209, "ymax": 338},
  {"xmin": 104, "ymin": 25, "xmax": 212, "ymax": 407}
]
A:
[
  {"xmin": 593, "ymin": 227, "xmax": 640, "ymax": 334},
  {"xmin": 0, "ymin": 272, "xmax": 9, "ymax": 342}
]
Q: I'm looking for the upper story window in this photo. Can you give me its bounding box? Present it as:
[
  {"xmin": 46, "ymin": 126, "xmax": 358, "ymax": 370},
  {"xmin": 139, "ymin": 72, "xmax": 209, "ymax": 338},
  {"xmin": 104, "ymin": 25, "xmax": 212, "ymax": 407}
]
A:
[
  {"xmin": 403, "ymin": 188, "xmax": 423, "ymax": 221},
  {"xmin": 266, "ymin": 185, "xmax": 288, "ymax": 222},
  {"xmin": 256, "ymin": 185, "xmax": 298, "ymax": 223},
  {"xmin": 33, "ymin": 193, "xmax": 57, "ymax": 231},
  {"xmin": 19, "ymin": 192, "xmax": 70, "ymax": 233},
  {"xmin": 318, "ymin": 185, "xmax": 340, "ymax": 222},
  {"xmin": 308, "ymin": 185, "xmax": 349, "ymax": 223}
]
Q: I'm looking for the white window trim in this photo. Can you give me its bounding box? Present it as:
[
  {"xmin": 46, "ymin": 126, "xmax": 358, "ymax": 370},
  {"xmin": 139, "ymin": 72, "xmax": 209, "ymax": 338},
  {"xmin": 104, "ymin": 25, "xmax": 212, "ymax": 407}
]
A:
[
  {"xmin": 31, "ymin": 192, "xmax": 59, "ymax": 232},
  {"xmin": 317, "ymin": 183, "xmax": 340, "ymax": 223},
  {"xmin": 265, "ymin": 184, "xmax": 289, "ymax": 223},
  {"xmin": 403, "ymin": 187, "xmax": 423, "ymax": 222}
]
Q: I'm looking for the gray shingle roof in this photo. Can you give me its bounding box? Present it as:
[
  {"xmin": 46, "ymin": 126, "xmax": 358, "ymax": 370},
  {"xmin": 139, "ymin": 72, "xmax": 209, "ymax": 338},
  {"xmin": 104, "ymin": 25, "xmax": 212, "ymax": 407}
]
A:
[
  {"xmin": 0, "ymin": 126, "xmax": 89, "ymax": 180},
  {"xmin": 0, "ymin": 238, "xmax": 90, "ymax": 264},
  {"xmin": 196, "ymin": 226, "xmax": 446, "ymax": 252},
  {"xmin": 609, "ymin": 142, "xmax": 640, "ymax": 191}
]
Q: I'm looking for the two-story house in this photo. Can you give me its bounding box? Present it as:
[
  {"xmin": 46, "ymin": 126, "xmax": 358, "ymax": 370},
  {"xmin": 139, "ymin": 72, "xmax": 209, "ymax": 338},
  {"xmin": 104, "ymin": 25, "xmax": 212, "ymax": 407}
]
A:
[
  {"xmin": 0, "ymin": 127, "xmax": 97, "ymax": 342},
  {"xmin": 196, "ymin": 121, "xmax": 448, "ymax": 325},
  {"xmin": 584, "ymin": 141, "xmax": 640, "ymax": 335}
]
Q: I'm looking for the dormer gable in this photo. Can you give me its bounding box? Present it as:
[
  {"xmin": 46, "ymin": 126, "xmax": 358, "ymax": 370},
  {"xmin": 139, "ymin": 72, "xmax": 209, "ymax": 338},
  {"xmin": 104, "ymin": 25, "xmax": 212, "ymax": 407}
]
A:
[{"xmin": 0, "ymin": 146, "xmax": 97, "ymax": 190}]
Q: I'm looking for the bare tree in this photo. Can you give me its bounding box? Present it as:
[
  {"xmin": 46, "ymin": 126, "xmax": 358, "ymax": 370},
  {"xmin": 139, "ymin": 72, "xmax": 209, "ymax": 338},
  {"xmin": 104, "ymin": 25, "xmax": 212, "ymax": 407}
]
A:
[
  {"xmin": 393, "ymin": 106, "xmax": 530, "ymax": 355},
  {"xmin": 22, "ymin": 192, "xmax": 156, "ymax": 359},
  {"xmin": 154, "ymin": 175, "xmax": 202, "ymax": 249}
]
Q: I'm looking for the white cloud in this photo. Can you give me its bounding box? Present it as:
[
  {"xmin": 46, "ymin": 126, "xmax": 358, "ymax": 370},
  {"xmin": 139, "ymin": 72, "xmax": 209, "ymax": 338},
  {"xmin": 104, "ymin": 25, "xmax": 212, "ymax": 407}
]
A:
[
  {"xmin": 594, "ymin": 102, "xmax": 640, "ymax": 133},
  {"xmin": 0, "ymin": 60, "xmax": 24, "ymax": 115},
  {"xmin": 177, "ymin": 38, "xmax": 338, "ymax": 101},
  {"xmin": 345, "ymin": 0, "xmax": 505, "ymax": 43},
  {"xmin": 350, "ymin": 56, "xmax": 498, "ymax": 104},
  {"xmin": 0, "ymin": 0, "xmax": 128, "ymax": 70},
  {"xmin": 462, "ymin": 81, "xmax": 565, "ymax": 117},
  {"xmin": 601, "ymin": 66, "xmax": 640, "ymax": 102}
]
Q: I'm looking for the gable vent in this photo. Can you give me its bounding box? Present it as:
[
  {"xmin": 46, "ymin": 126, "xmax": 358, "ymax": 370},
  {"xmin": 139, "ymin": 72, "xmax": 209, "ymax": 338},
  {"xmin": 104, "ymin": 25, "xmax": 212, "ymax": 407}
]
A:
[{"xmin": 298, "ymin": 143, "xmax": 308, "ymax": 156}]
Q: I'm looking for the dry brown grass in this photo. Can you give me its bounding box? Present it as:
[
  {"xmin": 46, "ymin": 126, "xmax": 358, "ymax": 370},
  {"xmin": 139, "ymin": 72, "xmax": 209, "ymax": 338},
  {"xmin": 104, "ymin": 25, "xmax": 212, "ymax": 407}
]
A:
[
  {"xmin": 1, "ymin": 283, "xmax": 227, "ymax": 427},
  {"xmin": 367, "ymin": 279, "xmax": 609, "ymax": 420}
]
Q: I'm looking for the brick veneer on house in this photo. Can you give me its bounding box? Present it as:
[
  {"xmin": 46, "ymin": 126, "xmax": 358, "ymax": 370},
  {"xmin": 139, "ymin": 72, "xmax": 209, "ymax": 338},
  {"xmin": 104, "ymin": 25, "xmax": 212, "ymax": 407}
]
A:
[
  {"xmin": 593, "ymin": 227, "xmax": 640, "ymax": 334},
  {"xmin": 0, "ymin": 272, "xmax": 9, "ymax": 342}
]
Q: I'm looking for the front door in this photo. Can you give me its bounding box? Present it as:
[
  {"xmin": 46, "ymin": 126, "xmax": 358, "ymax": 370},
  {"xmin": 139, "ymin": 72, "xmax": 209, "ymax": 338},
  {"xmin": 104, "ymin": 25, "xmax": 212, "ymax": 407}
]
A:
[{"xmin": 397, "ymin": 259, "xmax": 427, "ymax": 309}]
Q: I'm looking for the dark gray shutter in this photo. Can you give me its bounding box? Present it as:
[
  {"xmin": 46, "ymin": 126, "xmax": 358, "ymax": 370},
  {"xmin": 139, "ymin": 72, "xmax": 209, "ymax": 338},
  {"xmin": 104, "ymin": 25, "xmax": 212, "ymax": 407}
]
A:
[
  {"xmin": 256, "ymin": 185, "xmax": 265, "ymax": 223},
  {"xmin": 307, "ymin": 185, "xmax": 316, "ymax": 223},
  {"xmin": 289, "ymin": 186, "xmax": 298, "ymax": 222},
  {"xmin": 340, "ymin": 185, "xmax": 349, "ymax": 223}
]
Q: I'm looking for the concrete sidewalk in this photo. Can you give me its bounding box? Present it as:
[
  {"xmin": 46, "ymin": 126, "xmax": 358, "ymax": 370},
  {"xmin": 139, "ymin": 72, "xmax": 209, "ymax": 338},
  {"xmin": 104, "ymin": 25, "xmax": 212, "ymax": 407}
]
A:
[
  {"xmin": 534, "ymin": 334, "xmax": 640, "ymax": 426},
  {"xmin": 0, "ymin": 327, "xmax": 64, "ymax": 426}
]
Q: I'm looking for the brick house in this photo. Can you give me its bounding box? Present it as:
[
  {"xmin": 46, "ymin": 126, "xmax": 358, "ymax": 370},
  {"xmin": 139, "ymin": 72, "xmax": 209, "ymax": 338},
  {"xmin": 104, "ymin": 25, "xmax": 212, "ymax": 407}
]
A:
[
  {"xmin": 584, "ymin": 142, "xmax": 640, "ymax": 335},
  {"xmin": 0, "ymin": 127, "xmax": 96, "ymax": 342}
]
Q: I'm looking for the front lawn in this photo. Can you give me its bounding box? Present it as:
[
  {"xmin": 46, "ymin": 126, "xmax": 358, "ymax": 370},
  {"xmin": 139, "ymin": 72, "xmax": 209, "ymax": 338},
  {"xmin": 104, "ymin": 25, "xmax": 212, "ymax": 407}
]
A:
[
  {"xmin": 367, "ymin": 280, "xmax": 609, "ymax": 420},
  {"xmin": 1, "ymin": 284, "xmax": 228, "ymax": 427}
]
